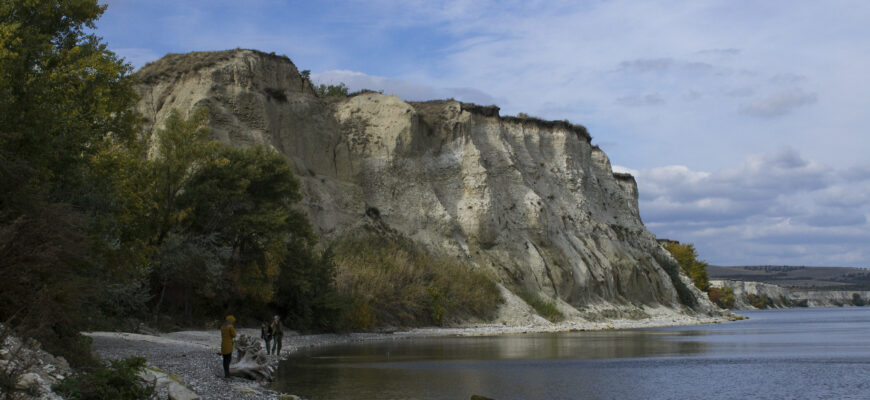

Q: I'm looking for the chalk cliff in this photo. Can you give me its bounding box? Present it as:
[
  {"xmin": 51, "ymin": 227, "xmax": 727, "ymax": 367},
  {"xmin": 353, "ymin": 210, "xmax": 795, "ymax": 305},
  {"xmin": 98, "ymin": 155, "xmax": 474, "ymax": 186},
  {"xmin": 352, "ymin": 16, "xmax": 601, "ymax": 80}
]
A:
[
  {"xmin": 712, "ymin": 279, "xmax": 870, "ymax": 309},
  {"xmin": 134, "ymin": 49, "xmax": 718, "ymax": 320}
]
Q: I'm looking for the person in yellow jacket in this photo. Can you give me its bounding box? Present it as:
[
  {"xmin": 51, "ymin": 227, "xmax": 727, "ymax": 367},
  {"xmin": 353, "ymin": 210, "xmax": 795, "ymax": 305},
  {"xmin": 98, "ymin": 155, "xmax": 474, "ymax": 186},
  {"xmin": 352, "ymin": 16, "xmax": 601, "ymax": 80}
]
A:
[{"xmin": 220, "ymin": 315, "xmax": 236, "ymax": 378}]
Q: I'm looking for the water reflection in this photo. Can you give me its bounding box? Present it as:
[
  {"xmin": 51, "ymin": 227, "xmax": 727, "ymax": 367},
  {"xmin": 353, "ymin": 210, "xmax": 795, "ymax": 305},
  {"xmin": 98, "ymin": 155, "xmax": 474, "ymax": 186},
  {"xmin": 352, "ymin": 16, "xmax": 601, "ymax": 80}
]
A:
[
  {"xmin": 273, "ymin": 330, "xmax": 709, "ymax": 398},
  {"xmin": 272, "ymin": 308, "xmax": 870, "ymax": 399}
]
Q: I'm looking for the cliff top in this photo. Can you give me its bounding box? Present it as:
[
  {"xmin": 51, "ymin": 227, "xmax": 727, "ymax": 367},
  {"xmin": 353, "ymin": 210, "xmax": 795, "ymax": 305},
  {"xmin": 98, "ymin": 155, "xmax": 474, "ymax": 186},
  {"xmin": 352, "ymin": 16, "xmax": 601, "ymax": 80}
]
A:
[
  {"xmin": 135, "ymin": 48, "xmax": 298, "ymax": 84},
  {"xmin": 137, "ymin": 49, "xmax": 592, "ymax": 143}
]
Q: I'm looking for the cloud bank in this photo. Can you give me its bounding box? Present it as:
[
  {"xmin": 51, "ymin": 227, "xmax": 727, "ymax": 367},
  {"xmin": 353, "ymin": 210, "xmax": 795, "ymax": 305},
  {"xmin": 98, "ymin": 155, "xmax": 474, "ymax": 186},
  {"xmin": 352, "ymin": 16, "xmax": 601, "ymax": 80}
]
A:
[{"xmin": 616, "ymin": 149, "xmax": 870, "ymax": 266}]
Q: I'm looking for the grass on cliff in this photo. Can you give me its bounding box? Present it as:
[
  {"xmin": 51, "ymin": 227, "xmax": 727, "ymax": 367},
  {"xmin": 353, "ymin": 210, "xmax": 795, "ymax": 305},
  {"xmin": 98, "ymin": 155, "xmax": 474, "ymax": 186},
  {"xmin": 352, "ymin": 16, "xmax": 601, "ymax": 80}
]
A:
[
  {"xmin": 332, "ymin": 233, "xmax": 503, "ymax": 330},
  {"xmin": 516, "ymin": 289, "xmax": 565, "ymax": 323}
]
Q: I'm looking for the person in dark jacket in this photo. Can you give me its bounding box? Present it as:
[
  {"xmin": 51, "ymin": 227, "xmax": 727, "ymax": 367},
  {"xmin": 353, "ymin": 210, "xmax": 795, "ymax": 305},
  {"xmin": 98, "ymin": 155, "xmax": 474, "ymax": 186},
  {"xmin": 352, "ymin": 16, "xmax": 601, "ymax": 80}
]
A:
[
  {"xmin": 260, "ymin": 322, "xmax": 272, "ymax": 355},
  {"xmin": 220, "ymin": 315, "xmax": 237, "ymax": 378},
  {"xmin": 270, "ymin": 315, "xmax": 284, "ymax": 356}
]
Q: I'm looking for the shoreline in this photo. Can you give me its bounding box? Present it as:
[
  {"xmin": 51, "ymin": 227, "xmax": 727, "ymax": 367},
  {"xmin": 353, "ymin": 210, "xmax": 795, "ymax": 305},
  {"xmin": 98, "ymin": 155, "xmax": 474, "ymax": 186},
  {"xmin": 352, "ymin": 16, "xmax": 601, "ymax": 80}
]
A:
[{"xmin": 85, "ymin": 313, "xmax": 733, "ymax": 399}]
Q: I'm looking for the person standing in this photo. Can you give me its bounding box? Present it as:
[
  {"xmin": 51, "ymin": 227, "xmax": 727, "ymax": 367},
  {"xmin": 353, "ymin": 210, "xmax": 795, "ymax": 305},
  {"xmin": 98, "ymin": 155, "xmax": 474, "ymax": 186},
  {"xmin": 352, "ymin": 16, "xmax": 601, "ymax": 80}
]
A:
[
  {"xmin": 270, "ymin": 315, "xmax": 284, "ymax": 356},
  {"xmin": 260, "ymin": 322, "xmax": 272, "ymax": 355},
  {"xmin": 220, "ymin": 315, "xmax": 237, "ymax": 378}
]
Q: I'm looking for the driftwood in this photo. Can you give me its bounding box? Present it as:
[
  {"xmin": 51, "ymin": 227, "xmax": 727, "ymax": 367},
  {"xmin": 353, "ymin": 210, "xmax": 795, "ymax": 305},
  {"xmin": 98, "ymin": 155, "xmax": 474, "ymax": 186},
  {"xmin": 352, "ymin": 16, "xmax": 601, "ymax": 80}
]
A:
[{"xmin": 229, "ymin": 334, "xmax": 276, "ymax": 381}]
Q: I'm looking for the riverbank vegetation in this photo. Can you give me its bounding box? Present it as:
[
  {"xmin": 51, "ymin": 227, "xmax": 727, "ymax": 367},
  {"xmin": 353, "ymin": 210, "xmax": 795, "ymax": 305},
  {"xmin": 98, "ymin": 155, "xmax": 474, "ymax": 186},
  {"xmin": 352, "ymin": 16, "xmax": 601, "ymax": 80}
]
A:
[
  {"xmin": 707, "ymin": 287, "xmax": 736, "ymax": 309},
  {"xmin": 662, "ymin": 241, "xmax": 739, "ymax": 309},
  {"xmin": 515, "ymin": 289, "xmax": 565, "ymax": 323},
  {"xmin": 332, "ymin": 233, "xmax": 503, "ymax": 330}
]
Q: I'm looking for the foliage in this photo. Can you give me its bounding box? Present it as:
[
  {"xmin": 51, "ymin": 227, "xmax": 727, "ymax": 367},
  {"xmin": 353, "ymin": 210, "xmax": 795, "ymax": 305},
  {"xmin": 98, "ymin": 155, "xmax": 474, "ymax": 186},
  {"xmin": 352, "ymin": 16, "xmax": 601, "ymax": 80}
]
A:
[
  {"xmin": 332, "ymin": 233, "xmax": 502, "ymax": 329},
  {"xmin": 707, "ymin": 286, "xmax": 736, "ymax": 309},
  {"xmin": 144, "ymin": 111, "xmax": 319, "ymax": 322},
  {"xmin": 315, "ymin": 82, "xmax": 349, "ymax": 97},
  {"xmin": 0, "ymin": 0, "xmax": 143, "ymax": 366},
  {"xmin": 852, "ymin": 293, "xmax": 865, "ymax": 307},
  {"xmin": 54, "ymin": 357, "xmax": 153, "ymax": 400},
  {"xmin": 653, "ymin": 251, "xmax": 697, "ymax": 307},
  {"xmin": 747, "ymin": 293, "xmax": 771, "ymax": 309},
  {"xmin": 663, "ymin": 242, "xmax": 710, "ymax": 292},
  {"xmin": 273, "ymin": 240, "xmax": 343, "ymax": 331},
  {"xmin": 516, "ymin": 289, "xmax": 564, "ymax": 323}
]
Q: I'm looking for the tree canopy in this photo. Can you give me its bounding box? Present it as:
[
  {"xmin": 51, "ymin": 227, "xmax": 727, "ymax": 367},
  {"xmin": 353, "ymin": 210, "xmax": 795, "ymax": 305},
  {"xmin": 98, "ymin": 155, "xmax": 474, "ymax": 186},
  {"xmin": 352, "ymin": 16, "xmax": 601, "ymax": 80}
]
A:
[{"xmin": 663, "ymin": 241, "xmax": 710, "ymax": 292}]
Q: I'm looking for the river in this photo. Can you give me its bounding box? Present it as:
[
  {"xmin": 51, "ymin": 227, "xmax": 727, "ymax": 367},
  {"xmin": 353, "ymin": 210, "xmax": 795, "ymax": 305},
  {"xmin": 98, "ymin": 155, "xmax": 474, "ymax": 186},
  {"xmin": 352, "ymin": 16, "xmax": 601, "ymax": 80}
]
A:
[{"xmin": 272, "ymin": 307, "xmax": 870, "ymax": 399}]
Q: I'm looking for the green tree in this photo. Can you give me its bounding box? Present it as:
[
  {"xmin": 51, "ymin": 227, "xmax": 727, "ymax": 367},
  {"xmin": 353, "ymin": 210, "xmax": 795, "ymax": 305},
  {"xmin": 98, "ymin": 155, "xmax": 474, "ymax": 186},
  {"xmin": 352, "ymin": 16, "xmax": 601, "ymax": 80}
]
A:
[
  {"xmin": 663, "ymin": 241, "xmax": 710, "ymax": 292},
  {"xmin": 178, "ymin": 144, "xmax": 314, "ymax": 305},
  {"xmin": 0, "ymin": 0, "xmax": 140, "ymax": 366},
  {"xmin": 315, "ymin": 82, "xmax": 349, "ymax": 97},
  {"xmin": 0, "ymin": 0, "xmax": 139, "ymax": 201}
]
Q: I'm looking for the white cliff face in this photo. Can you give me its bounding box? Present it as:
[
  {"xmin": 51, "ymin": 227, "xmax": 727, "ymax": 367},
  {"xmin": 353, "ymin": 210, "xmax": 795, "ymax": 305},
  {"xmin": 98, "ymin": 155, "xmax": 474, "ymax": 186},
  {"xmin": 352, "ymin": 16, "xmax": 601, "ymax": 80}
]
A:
[
  {"xmin": 135, "ymin": 49, "xmax": 718, "ymax": 319},
  {"xmin": 712, "ymin": 279, "xmax": 870, "ymax": 309}
]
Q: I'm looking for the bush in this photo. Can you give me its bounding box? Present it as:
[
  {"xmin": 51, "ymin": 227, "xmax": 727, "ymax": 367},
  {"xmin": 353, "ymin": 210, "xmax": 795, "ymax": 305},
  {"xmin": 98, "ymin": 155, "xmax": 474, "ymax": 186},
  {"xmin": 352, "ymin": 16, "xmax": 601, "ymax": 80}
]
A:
[
  {"xmin": 662, "ymin": 242, "xmax": 710, "ymax": 292},
  {"xmin": 707, "ymin": 286, "xmax": 736, "ymax": 309},
  {"xmin": 315, "ymin": 83, "xmax": 349, "ymax": 97},
  {"xmin": 54, "ymin": 357, "xmax": 153, "ymax": 400},
  {"xmin": 653, "ymin": 251, "xmax": 697, "ymax": 308},
  {"xmin": 852, "ymin": 293, "xmax": 865, "ymax": 306},
  {"xmin": 332, "ymin": 232, "xmax": 502, "ymax": 329},
  {"xmin": 516, "ymin": 289, "xmax": 564, "ymax": 323},
  {"xmin": 747, "ymin": 293, "xmax": 771, "ymax": 309}
]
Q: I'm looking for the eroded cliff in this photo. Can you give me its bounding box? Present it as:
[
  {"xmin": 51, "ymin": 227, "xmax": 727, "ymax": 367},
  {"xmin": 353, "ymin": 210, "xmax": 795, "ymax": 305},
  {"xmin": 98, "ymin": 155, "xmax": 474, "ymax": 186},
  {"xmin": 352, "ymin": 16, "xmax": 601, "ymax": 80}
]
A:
[{"xmin": 135, "ymin": 49, "xmax": 718, "ymax": 321}]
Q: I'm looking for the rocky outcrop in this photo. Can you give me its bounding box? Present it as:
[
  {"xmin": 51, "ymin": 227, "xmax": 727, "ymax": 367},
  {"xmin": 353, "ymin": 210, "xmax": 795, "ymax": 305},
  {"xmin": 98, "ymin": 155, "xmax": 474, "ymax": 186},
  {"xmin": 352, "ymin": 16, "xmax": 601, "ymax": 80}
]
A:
[
  {"xmin": 134, "ymin": 49, "xmax": 720, "ymax": 320},
  {"xmin": 712, "ymin": 279, "xmax": 870, "ymax": 309},
  {"xmin": 0, "ymin": 327, "xmax": 70, "ymax": 400},
  {"xmin": 788, "ymin": 290, "xmax": 870, "ymax": 308},
  {"xmin": 710, "ymin": 279, "xmax": 791, "ymax": 309}
]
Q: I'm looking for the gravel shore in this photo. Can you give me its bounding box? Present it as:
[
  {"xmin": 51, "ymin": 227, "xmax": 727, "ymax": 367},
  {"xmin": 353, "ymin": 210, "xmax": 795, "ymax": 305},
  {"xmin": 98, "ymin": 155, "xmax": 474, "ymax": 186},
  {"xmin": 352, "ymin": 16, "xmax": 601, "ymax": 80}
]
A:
[{"xmin": 86, "ymin": 313, "xmax": 730, "ymax": 399}]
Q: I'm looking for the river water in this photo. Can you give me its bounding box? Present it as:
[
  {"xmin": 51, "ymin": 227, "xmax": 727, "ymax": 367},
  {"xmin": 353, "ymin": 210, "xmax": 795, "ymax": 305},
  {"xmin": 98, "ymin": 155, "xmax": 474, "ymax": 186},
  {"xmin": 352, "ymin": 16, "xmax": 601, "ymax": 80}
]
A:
[{"xmin": 273, "ymin": 307, "xmax": 870, "ymax": 399}]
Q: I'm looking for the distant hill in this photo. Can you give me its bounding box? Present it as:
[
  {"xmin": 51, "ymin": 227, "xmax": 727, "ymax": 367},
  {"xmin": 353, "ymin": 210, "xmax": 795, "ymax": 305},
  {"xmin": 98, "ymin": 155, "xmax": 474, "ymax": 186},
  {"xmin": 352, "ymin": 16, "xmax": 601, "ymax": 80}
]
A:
[{"xmin": 708, "ymin": 265, "xmax": 870, "ymax": 290}]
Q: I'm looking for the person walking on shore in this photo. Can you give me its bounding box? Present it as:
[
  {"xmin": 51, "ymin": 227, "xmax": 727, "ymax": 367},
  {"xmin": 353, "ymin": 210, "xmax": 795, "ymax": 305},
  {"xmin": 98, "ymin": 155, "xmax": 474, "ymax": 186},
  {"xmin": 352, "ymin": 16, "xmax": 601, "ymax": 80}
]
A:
[
  {"xmin": 261, "ymin": 322, "xmax": 272, "ymax": 355},
  {"xmin": 270, "ymin": 315, "xmax": 284, "ymax": 356},
  {"xmin": 220, "ymin": 315, "xmax": 237, "ymax": 378}
]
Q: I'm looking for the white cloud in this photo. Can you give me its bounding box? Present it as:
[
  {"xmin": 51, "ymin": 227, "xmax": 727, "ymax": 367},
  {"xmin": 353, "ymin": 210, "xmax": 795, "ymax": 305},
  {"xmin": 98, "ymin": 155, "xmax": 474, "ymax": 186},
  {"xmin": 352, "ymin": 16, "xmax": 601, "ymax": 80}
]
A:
[{"xmin": 635, "ymin": 149, "xmax": 870, "ymax": 266}]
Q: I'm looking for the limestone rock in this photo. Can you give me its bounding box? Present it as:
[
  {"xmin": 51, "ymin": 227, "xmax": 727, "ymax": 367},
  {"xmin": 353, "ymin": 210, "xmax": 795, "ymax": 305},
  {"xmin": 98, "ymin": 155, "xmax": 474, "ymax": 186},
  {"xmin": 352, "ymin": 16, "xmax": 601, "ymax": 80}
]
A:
[
  {"xmin": 712, "ymin": 279, "xmax": 870, "ymax": 309},
  {"xmin": 0, "ymin": 326, "xmax": 70, "ymax": 400},
  {"xmin": 135, "ymin": 49, "xmax": 720, "ymax": 321}
]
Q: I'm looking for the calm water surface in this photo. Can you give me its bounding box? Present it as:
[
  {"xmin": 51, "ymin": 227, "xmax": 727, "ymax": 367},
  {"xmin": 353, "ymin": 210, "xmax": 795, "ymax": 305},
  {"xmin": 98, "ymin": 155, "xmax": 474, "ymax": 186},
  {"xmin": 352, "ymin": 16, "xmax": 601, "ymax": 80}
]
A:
[{"xmin": 273, "ymin": 308, "xmax": 870, "ymax": 399}]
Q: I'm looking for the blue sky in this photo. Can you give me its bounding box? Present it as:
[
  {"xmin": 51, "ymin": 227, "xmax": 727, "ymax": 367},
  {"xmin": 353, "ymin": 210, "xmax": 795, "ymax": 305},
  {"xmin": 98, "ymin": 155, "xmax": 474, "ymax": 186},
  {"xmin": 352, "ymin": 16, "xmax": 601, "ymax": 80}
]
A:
[{"xmin": 97, "ymin": 0, "xmax": 870, "ymax": 267}]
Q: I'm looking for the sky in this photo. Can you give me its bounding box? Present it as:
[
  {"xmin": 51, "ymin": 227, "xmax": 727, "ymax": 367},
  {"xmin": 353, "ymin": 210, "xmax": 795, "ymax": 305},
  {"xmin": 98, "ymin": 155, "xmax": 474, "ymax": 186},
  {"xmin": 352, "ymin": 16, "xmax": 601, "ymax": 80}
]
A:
[{"xmin": 96, "ymin": 0, "xmax": 870, "ymax": 267}]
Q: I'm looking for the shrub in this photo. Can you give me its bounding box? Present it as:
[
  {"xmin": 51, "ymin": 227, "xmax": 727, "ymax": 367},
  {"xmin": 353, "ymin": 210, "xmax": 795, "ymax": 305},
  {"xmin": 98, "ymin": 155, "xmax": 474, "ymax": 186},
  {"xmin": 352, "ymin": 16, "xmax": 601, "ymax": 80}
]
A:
[
  {"xmin": 653, "ymin": 251, "xmax": 697, "ymax": 308},
  {"xmin": 662, "ymin": 242, "xmax": 710, "ymax": 292},
  {"xmin": 707, "ymin": 286, "xmax": 736, "ymax": 309},
  {"xmin": 516, "ymin": 289, "xmax": 564, "ymax": 323},
  {"xmin": 747, "ymin": 293, "xmax": 771, "ymax": 309},
  {"xmin": 332, "ymin": 232, "xmax": 502, "ymax": 329},
  {"xmin": 54, "ymin": 357, "xmax": 153, "ymax": 400},
  {"xmin": 852, "ymin": 293, "xmax": 865, "ymax": 306},
  {"xmin": 315, "ymin": 83, "xmax": 349, "ymax": 97}
]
